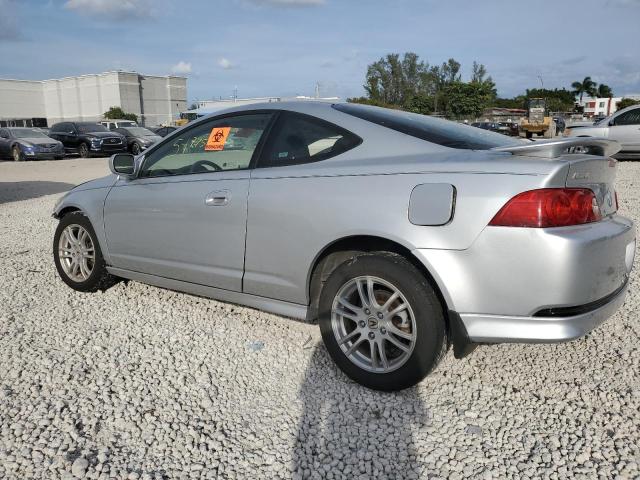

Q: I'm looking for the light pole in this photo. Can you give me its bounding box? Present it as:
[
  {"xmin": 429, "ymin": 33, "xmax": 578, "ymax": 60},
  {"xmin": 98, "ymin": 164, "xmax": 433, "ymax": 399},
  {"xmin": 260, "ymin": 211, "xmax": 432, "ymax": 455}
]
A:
[{"xmin": 538, "ymin": 75, "xmax": 544, "ymax": 90}]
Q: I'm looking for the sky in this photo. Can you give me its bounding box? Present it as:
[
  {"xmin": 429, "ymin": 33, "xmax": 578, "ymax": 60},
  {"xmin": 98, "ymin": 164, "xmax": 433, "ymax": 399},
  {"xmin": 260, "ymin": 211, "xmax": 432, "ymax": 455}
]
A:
[{"xmin": 1, "ymin": 0, "xmax": 639, "ymax": 103}]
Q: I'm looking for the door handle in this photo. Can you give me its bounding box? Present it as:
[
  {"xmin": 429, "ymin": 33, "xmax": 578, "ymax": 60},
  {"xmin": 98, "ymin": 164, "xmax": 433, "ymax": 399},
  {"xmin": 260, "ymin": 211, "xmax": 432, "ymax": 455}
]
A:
[{"xmin": 205, "ymin": 190, "xmax": 230, "ymax": 206}]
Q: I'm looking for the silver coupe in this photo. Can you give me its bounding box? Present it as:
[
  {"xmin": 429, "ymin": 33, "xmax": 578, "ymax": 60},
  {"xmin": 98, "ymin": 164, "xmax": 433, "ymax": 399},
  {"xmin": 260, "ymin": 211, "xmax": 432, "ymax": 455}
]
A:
[{"xmin": 52, "ymin": 102, "xmax": 636, "ymax": 391}]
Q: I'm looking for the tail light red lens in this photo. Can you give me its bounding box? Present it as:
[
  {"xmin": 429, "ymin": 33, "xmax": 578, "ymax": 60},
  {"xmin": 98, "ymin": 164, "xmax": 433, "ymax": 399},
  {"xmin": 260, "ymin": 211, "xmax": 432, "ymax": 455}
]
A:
[{"xmin": 489, "ymin": 188, "xmax": 602, "ymax": 228}]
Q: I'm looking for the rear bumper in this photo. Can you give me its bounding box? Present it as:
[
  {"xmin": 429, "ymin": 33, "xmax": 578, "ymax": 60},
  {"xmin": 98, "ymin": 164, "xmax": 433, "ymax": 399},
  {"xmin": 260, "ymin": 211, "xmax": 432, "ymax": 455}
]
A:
[
  {"xmin": 460, "ymin": 280, "xmax": 628, "ymax": 343},
  {"xmin": 414, "ymin": 214, "xmax": 635, "ymax": 343}
]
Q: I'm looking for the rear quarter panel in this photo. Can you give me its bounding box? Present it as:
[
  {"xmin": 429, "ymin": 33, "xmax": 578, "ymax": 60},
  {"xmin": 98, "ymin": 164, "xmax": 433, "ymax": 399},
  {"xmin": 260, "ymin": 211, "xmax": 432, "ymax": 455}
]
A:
[{"xmin": 244, "ymin": 163, "xmax": 564, "ymax": 305}]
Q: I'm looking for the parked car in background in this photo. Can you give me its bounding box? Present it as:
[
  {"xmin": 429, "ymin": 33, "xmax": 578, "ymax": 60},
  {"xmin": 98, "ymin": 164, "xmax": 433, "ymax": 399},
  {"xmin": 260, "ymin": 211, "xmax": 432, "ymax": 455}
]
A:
[
  {"xmin": 149, "ymin": 126, "xmax": 178, "ymax": 137},
  {"xmin": 114, "ymin": 127, "xmax": 162, "ymax": 155},
  {"xmin": 471, "ymin": 122, "xmax": 510, "ymax": 135},
  {"xmin": 506, "ymin": 122, "xmax": 520, "ymax": 136},
  {"xmin": 566, "ymin": 104, "xmax": 640, "ymax": 159},
  {"xmin": 49, "ymin": 122, "xmax": 127, "ymax": 158},
  {"xmin": 100, "ymin": 119, "xmax": 138, "ymax": 131},
  {"xmin": 0, "ymin": 127, "xmax": 64, "ymax": 161},
  {"xmin": 52, "ymin": 102, "xmax": 634, "ymax": 391}
]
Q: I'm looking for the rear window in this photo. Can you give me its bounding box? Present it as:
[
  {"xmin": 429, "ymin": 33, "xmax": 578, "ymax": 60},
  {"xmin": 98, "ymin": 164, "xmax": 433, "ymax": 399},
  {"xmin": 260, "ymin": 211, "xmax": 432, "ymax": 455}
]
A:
[{"xmin": 333, "ymin": 103, "xmax": 520, "ymax": 150}]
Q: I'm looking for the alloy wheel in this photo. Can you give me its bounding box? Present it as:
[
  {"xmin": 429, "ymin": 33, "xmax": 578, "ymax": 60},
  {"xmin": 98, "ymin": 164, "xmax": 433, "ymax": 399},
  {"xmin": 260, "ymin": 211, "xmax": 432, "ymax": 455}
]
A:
[
  {"xmin": 58, "ymin": 224, "xmax": 95, "ymax": 282},
  {"xmin": 331, "ymin": 275, "xmax": 417, "ymax": 373}
]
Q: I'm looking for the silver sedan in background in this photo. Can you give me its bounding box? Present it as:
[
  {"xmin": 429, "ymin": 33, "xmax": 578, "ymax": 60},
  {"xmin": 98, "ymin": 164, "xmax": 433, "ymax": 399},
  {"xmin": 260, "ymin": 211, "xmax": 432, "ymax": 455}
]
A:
[
  {"xmin": 566, "ymin": 104, "xmax": 640, "ymax": 159},
  {"xmin": 52, "ymin": 102, "xmax": 635, "ymax": 391}
]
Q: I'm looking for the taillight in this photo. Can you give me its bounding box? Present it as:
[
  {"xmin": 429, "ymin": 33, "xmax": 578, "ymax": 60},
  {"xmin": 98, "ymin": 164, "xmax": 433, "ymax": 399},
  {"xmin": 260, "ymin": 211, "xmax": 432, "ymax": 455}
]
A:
[{"xmin": 489, "ymin": 188, "xmax": 602, "ymax": 228}]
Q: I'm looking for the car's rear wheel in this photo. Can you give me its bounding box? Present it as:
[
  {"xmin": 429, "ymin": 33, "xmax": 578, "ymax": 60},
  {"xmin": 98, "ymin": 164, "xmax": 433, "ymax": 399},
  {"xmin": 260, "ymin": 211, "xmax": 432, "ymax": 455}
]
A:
[
  {"xmin": 12, "ymin": 146, "xmax": 24, "ymax": 161},
  {"xmin": 318, "ymin": 252, "xmax": 446, "ymax": 391},
  {"xmin": 53, "ymin": 212, "xmax": 117, "ymax": 292},
  {"xmin": 79, "ymin": 142, "xmax": 90, "ymax": 158}
]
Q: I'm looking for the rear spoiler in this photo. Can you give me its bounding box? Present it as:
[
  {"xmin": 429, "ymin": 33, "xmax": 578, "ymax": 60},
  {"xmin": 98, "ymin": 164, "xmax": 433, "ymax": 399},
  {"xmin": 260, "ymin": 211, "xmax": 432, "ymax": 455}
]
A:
[{"xmin": 491, "ymin": 137, "xmax": 621, "ymax": 159}]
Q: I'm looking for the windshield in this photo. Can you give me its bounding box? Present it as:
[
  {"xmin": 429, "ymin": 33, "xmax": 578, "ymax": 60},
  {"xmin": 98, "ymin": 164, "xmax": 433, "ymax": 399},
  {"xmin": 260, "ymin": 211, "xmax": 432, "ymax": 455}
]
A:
[
  {"xmin": 333, "ymin": 103, "xmax": 520, "ymax": 150},
  {"xmin": 124, "ymin": 127, "xmax": 156, "ymax": 136},
  {"xmin": 77, "ymin": 123, "xmax": 108, "ymax": 133},
  {"xmin": 118, "ymin": 121, "xmax": 137, "ymax": 127},
  {"xmin": 10, "ymin": 128, "xmax": 49, "ymax": 139},
  {"xmin": 529, "ymin": 99, "xmax": 545, "ymax": 108}
]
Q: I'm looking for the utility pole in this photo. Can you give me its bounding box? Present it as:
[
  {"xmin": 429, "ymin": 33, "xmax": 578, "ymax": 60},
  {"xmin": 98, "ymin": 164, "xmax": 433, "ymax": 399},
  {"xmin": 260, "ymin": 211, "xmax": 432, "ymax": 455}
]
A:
[{"xmin": 538, "ymin": 75, "xmax": 544, "ymax": 90}]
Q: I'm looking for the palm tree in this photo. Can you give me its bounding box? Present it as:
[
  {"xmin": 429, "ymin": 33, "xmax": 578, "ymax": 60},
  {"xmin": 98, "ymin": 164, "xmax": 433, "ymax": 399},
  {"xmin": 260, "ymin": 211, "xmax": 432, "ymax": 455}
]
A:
[
  {"xmin": 571, "ymin": 76, "xmax": 597, "ymax": 102},
  {"xmin": 596, "ymin": 84, "xmax": 613, "ymax": 98}
]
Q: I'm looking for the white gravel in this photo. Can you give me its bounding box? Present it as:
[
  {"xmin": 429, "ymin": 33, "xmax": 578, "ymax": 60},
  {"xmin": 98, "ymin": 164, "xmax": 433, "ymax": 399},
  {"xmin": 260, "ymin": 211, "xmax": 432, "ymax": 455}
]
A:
[{"xmin": 1, "ymin": 159, "xmax": 639, "ymax": 479}]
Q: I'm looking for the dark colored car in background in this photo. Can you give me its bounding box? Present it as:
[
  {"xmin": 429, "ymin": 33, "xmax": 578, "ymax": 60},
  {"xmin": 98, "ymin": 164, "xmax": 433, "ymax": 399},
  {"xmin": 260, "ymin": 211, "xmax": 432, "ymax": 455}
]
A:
[
  {"xmin": 0, "ymin": 127, "xmax": 64, "ymax": 161},
  {"xmin": 149, "ymin": 126, "xmax": 178, "ymax": 137},
  {"xmin": 114, "ymin": 127, "xmax": 162, "ymax": 155},
  {"xmin": 49, "ymin": 122, "xmax": 126, "ymax": 158}
]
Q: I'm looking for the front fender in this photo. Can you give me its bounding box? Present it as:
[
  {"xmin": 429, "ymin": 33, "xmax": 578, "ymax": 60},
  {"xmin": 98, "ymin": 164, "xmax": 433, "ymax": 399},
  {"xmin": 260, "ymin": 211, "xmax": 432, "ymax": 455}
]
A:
[{"xmin": 52, "ymin": 186, "xmax": 113, "ymax": 266}]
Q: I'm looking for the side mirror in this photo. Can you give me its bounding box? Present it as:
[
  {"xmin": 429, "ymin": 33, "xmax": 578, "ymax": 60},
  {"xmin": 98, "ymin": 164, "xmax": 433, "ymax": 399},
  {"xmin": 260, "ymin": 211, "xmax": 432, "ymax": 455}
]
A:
[
  {"xmin": 609, "ymin": 119, "xmax": 616, "ymax": 126},
  {"xmin": 110, "ymin": 153, "xmax": 136, "ymax": 178}
]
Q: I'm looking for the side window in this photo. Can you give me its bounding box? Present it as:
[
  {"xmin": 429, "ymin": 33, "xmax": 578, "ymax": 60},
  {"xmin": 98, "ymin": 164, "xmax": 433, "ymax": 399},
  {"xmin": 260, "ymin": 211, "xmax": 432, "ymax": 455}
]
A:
[
  {"xmin": 51, "ymin": 123, "xmax": 64, "ymax": 133},
  {"xmin": 140, "ymin": 113, "xmax": 273, "ymax": 178},
  {"xmin": 614, "ymin": 109, "xmax": 640, "ymax": 126},
  {"xmin": 259, "ymin": 112, "xmax": 361, "ymax": 168}
]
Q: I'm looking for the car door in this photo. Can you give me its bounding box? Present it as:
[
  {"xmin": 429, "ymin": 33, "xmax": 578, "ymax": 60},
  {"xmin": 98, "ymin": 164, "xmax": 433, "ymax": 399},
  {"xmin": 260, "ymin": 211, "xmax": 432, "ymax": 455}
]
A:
[
  {"xmin": 103, "ymin": 112, "xmax": 274, "ymax": 291},
  {"xmin": 243, "ymin": 111, "xmax": 362, "ymax": 303},
  {"xmin": 0, "ymin": 129, "xmax": 10, "ymax": 158},
  {"xmin": 609, "ymin": 108, "xmax": 640, "ymax": 151}
]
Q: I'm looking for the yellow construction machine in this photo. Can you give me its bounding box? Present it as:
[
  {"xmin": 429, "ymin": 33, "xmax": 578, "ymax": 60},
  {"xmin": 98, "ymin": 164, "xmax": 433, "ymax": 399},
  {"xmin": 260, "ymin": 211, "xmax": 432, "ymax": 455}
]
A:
[{"xmin": 520, "ymin": 98, "xmax": 556, "ymax": 139}]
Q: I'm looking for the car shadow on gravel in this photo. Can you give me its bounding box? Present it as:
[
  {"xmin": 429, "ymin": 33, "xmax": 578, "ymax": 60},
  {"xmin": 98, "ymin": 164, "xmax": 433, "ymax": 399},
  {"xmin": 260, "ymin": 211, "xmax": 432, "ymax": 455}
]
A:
[
  {"xmin": 292, "ymin": 345, "xmax": 429, "ymax": 479},
  {"xmin": 0, "ymin": 181, "xmax": 74, "ymax": 204}
]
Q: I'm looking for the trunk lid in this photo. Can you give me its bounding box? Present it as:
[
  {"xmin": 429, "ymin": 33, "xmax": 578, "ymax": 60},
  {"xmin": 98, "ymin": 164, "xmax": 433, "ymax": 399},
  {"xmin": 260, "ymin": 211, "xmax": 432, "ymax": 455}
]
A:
[
  {"xmin": 492, "ymin": 136, "xmax": 620, "ymax": 217},
  {"xmin": 565, "ymin": 156, "xmax": 618, "ymax": 217}
]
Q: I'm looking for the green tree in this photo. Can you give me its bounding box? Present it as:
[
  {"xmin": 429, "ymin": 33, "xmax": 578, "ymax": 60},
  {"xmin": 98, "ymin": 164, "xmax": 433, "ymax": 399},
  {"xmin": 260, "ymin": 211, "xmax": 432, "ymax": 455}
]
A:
[
  {"xmin": 571, "ymin": 76, "xmax": 597, "ymax": 102},
  {"xmin": 364, "ymin": 52, "xmax": 434, "ymax": 106},
  {"xmin": 616, "ymin": 98, "xmax": 640, "ymax": 110},
  {"xmin": 525, "ymin": 88, "xmax": 575, "ymax": 112},
  {"xmin": 442, "ymin": 81, "xmax": 495, "ymax": 118},
  {"xmin": 103, "ymin": 106, "xmax": 138, "ymax": 122},
  {"xmin": 404, "ymin": 94, "xmax": 435, "ymax": 115},
  {"xmin": 596, "ymin": 84, "xmax": 614, "ymax": 98}
]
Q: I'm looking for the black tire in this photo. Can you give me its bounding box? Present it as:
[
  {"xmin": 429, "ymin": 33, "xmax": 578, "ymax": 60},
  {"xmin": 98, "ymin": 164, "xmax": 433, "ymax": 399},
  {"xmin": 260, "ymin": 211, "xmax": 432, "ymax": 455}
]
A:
[
  {"xmin": 53, "ymin": 212, "xmax": 118, "ymax": 292},
  {"xmin": 318, "ymin": 252, "xmax": 447, "ymax": 391},
  {"xmin": 55, "ymin": 156, "xmax": 64, "ymax": 160},
  {"xmin": 131, "ymin": 142, "xmax": 141, "ymax": 155},
  {"xmin": 12, "ymin": 145, "xmax": 24, "ymax": 162},
  {"xmin": 79, "ymin": 142, "xmax": 90, "ymax": 158}
]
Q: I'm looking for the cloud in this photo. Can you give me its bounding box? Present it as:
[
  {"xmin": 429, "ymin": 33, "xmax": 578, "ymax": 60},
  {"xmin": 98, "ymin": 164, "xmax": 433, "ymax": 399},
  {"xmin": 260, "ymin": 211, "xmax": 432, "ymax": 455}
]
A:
[
  {"xmin": 0, "ymin": 0, "xmax": 20, "ymax": 40},
  {"xmin": 245, "ymin": 0, "xmax": 325, "ymax": 7},
  {"xmin": 563, "ymin": 56, "xmax": 587, "ymax": 66},
  {"xmin": 218, "ymin": 58, "xmax": 234, "ymax": 70},
  {"xmin": 171, "ymin": 61, "xmax": 192, "ymax": 75},
  {"xmin": 64, "ymin": 0, "xmax": 153, "ymax": 20}
]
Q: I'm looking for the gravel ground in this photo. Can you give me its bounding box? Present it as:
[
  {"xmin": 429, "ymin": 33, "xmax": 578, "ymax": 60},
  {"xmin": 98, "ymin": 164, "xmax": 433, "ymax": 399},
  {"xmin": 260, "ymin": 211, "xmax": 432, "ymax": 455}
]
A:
[{"xmin": 1, "ymin": 159, "xmax": 639, "ymax": 479}]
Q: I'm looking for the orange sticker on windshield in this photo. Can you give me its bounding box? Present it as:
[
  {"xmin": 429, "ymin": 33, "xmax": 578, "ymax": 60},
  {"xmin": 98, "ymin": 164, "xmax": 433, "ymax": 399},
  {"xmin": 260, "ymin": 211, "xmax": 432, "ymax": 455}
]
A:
[{"xmin": 205, "ymin": 127, "xmax": 231, "ymax": 151}]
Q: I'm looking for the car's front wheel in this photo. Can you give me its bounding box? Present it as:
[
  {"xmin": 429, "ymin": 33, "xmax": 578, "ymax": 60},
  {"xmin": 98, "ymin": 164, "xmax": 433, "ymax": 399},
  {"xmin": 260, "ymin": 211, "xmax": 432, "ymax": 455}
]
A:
[
  {"xmin": 318, "ymin": 252, "xmax": 446, "ymax": 391},
  {"xmin": 131, "ymin": 142, "xmax": 141, "ymax": 155},
  {"xmin": 79, "ymin": 142, "xmax": 90, "ymax": 158},
  {"xmin": 12, "ymin": 146, "xmax": 24, "ymax": 161},
  {"xmin": 53, "ymin": 212, "xmax": 117, "ymax": 292}
]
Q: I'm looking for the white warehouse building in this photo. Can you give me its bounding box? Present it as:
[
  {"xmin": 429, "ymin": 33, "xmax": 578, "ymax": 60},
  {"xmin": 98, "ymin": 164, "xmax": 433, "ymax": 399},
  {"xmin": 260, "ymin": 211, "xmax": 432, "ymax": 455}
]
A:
[{"xmin": 0, "ymin": 71, "xmax": 187, "ymax": 127}]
